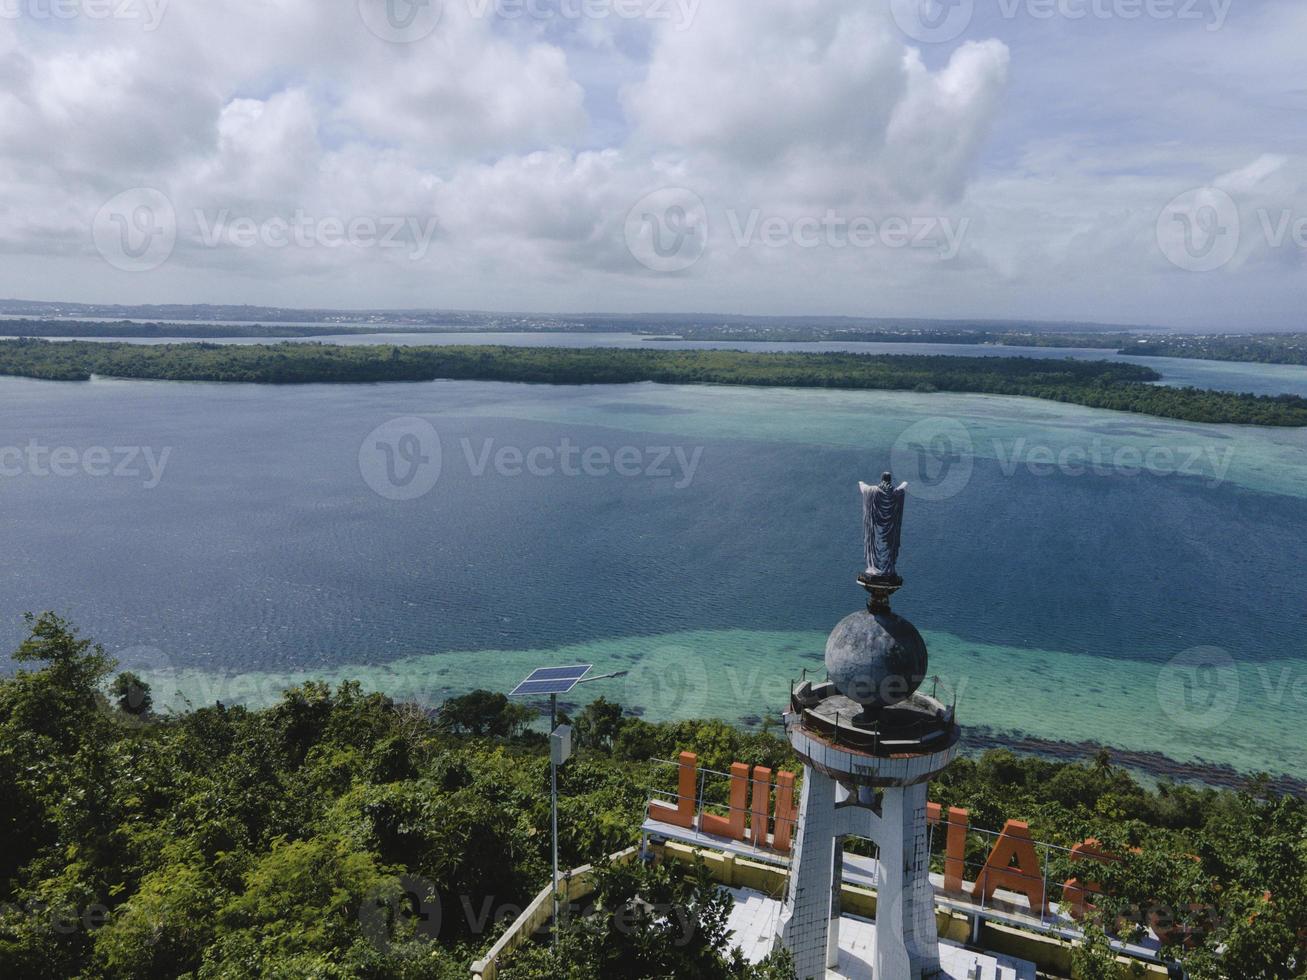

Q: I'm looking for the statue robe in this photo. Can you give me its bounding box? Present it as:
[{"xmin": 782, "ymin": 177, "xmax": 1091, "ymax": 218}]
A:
[{"xmin": 860, "ymin": 480, "xmax": 907, "ymax": 578}]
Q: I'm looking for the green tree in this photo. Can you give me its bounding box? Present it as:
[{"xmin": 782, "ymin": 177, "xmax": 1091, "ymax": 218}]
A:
[
  {"xmin": 5, "ymin": 611, "xmax": 116, "ymax": 746},
  {"xmin": 196, "ymin": 834, "xmax": 400, "ymax": 977},
  {"xmin": 500, "ymin": 856, "xmax": 795, "ymax": 979},
  {"xmin": 574, "ymin": 697, "xmax": 624, "ymax": 751},
  {"xmin": 1071, "ymin": 919, "xmax": 1123, "ymax": 980},
  {"xmin": 109, "ymin": 670, "xmax": 153, "ymax": 717},
  {"xmin": 436, "ymin": 690, "xmax": 536, "ymax": 737}
]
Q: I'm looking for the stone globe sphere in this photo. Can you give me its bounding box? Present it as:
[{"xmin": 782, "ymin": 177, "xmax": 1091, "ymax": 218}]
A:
[{"xmin": 824, "ymin": 609, "xmax": 928, "ymax": 710}]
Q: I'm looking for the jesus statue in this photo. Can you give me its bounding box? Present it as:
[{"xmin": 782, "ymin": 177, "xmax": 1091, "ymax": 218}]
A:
[{"xmin": 860, "ymin": 473, "xmax": 908, "ymax": 580}]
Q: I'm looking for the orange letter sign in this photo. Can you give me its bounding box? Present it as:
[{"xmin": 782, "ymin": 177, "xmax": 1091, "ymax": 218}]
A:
[
  {"xmin": 647, "ymin": 751, "xmax": 697, "ymax": 829},
  {"xmin": 750, "ymin": 767, "xmax": 772, "ymax": 848},
  {"xmin": 926, "ymin": 803, "xmax": 970, "ymax": 894},
  {"xmin": 702, "ymin": 762, "xmax": 749, "ymax": 840},
  {"xmin": 773, "ymin": 771, "xmax": 798, "ymax": 854},
  {"xmin": 943, "ymin": 807, "xmax": 970, "ymax": 894},
  {"xmin": 976, "ymin": 820, "xmax": 1048, "ymax": 916}
]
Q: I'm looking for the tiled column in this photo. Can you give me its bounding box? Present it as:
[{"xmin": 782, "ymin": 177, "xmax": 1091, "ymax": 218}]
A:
[
  {"xmin": 827, "ymin": 840, "xmax": 843, "ymax": 970},
  {"xmin": 776, "ymin": 765, "xmax": 836, "ymax": 980},
  {"xmin": 875, "ymin": 782, "xmax": 943, "ymax": 979}
]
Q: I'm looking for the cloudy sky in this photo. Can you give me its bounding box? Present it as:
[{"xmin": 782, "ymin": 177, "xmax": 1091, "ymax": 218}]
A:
[{"xmin": 1, "ymin": 0, "xmax": 1304, "ymax": 327}]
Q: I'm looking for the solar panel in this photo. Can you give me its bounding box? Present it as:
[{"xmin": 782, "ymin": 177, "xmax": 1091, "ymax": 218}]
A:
[{"xmin": 509, "ymin": 664, "xmax": 593, "ymax": 697}]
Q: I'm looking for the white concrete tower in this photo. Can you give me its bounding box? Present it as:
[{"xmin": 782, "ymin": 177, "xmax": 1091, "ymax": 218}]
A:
[{"xmin": 775, "ymin": 475, "xmax": 961, "ymax": 979}]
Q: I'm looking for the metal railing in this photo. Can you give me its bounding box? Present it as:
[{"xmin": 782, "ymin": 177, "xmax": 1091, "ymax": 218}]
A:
[{"xmin": 641, "ymin": 757, "xmax": 1170, "ymax": 965}]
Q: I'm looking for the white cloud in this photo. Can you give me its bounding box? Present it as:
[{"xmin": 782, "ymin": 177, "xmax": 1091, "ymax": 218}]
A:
[
  {"xmin": 886, "ymin": 41, "xmax": 1009, "ymax": 201},
  {"xmin": 0, "ymin": 0, "xmax": 1300, "ymax": 327},
  {"xmin": 626, "ymin": 0, "xmax": 906, "ymax": 165},
  {"xmin": 334, "ymin": 6, "xmax": 588, "ymax": 161}
]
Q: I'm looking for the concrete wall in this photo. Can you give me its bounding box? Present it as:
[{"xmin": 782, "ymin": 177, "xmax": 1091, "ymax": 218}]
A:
[
  {"xmin": 654, "ymin": 841, "xmax": 1170, "ymax": 980},
  {"xmin": 470, "ymin": 846, "xmax": 639, "ymax": 980},
  {"xmin": 469, "ymin": 840, "xmax": 1170, "ymax": 980}
]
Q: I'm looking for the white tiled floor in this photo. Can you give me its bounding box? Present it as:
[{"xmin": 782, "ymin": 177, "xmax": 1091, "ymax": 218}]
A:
[{"xmin": 723, "ymin": 887, "xmax": 1037, "ymax": 980}]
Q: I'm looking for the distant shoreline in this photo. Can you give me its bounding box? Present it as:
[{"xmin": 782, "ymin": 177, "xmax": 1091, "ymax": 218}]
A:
[
  {"xmin": 3, "ymin": 338, "xmax": 1307, "ymax": 426},
  {"xmin": 7, "ymin": 317, "xmax": 1307, "ymax": 366},
  {"xmin": 963, "ymin": 727, "xmax": 1306, "ymax": 798}
]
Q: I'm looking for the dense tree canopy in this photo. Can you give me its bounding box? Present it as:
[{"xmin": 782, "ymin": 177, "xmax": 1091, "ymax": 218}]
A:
[
  {"xmin": 1127, "ymin": 334, "xmax": 1307, "ymax": 366},
  {"xmin": 0, "ymin": 615, "xmax": 1301, "ymax": 978},
  {"xmin": 3, "ymin": 339, "xmax": 1306, "ymax": 425}
]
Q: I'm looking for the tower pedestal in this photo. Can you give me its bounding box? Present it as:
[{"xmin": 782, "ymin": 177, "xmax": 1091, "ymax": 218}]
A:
[
  {"xmin": 775, "ymin": 683, "xmax": 960, "ymax": 980},
  {"xmin": 776, "ymin": 767, "xmax": 838, "ymax": 979},
  {"xmin": 875, "ymin": 782, "xmax": 942, "ymax": 979}
]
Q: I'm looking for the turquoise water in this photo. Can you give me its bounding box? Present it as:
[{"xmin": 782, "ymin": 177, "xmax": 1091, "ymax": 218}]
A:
[{"xmin": 0, "ymin": 375, "xmax": 1304, "ymax": 781}]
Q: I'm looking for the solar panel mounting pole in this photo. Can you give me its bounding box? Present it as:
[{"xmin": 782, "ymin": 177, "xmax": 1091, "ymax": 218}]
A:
[
  {"xmin": 507, "ymin": 664, "xmax": 598, "ymax": 953},
  {"xmin": 550, "ymin": 691, "xmax": 559, "ymax": 948}
]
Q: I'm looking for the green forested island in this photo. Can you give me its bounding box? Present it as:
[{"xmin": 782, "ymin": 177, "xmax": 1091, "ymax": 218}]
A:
[
  {"xmin": 3, "ymin": 339, "xmax": 1306, "ymax": 426},
  {"xmin": 640, "ymin": 325, "xmax": 1135, "ymax": 349},
  {"xmin": 1125, "ymin": 334, "xmax": 1307, "ymax": 366},
  {"xmin": 0, "ymin": 614, "xmax": 1302, "ymax": 979},
  {"xmin": 8, "ymin": 317, "xmax": 1307, "ymax": 367},
  {"xmin": 641, "ymin": 326, "xmax": 1307, "ymax": 365}
]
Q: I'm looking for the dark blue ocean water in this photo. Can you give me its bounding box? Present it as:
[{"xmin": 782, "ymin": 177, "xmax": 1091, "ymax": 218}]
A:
[
  {"xmin": 1, "ymin": 374, "xmax": 1303, "ymax": 674},
  {"xmin": 3, "ymin": 372, "xmax": 1307, "ymax": 778}
]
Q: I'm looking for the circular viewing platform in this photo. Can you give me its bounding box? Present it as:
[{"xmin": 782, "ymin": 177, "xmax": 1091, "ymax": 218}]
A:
[{"xmin": 786, "ymin": 679, "xmax": 961, "ymax": 784}]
